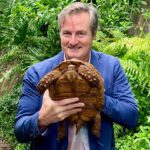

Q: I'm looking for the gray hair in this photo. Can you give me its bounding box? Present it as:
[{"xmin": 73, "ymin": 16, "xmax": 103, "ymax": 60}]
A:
[{"xmin": 57, "ymin": 2, "xmax": 98, "ymax": 36}]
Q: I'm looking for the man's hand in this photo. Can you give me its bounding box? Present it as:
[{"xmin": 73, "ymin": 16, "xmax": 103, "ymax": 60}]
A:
[{"xmin": 38, "ymin": 89, "xmax": 84, "ymax": 129}]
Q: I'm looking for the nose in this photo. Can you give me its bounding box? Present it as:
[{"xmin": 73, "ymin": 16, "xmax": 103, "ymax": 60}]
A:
[{"xmin": 69, "ymin": 35, "xmax": 78, "ymax": 46}]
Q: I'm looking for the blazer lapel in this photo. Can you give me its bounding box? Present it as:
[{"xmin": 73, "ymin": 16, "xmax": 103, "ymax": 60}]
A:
[{"xmin": 51, "ymin": 51, "xmax": 64, "ymax": 69}]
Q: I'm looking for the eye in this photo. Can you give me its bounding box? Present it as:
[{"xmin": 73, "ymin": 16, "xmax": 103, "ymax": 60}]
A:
[
  {"xmin": 77, "ymin": 31, "xmax": 87, "ymax": 37},
  {"xmin": 62, "ymin": 31, "xmax": 71, "ymax": 37}
]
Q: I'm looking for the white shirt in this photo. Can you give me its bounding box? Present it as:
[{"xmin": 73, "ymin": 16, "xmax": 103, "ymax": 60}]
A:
[{"xmin": 68, "ymin": 125, "xmax": 90, "ymax": 150}]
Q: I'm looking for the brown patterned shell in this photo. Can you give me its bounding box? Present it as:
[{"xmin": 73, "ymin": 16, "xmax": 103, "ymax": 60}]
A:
[{"xmin": 37, "ymin": 59, "xmax": 104, "ymax": 139}]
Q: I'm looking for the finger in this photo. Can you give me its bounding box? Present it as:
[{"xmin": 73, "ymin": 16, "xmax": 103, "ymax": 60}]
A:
[
  {"xmin": 65, "ymin": 102, "xmax": 85, "ymax": 110},
  {"xmin": 43, "ymin": 90, "xmax": 80, "ymax": 105},
  {"xmin": 64, "ymin": 108, "xmax": 82, "ymax": 118},
  {"xmin": 57, "ymin": 108, "xmax": 82, "ymax": 121},
  {"xmin": 55, "ymin": 102, "xmax": 84, "ymax": 114},
  {"xmin": 57, "ymin": 97, "xmax": 80, "ymax": 106},
  {"xmin": 43, "ymin": 89, "xmax": 51, "ymax": 100}
]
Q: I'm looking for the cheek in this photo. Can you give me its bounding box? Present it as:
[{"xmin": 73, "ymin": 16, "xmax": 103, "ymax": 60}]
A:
[
  {"xmin": 61, "ymin": 37, "xmax": 68, "ymax": 46},
  {"xmin": 83, "ymin": 39, "xmax": 92, "ymax": 47}
]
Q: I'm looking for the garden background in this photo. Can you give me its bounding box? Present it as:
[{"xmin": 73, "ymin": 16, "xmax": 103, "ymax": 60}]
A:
[{"xmin": 0, "ymin": 0, "xmax": 150, "ymax": 149}]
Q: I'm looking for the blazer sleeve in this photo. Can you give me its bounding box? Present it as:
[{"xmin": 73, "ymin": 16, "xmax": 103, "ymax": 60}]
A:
[
  {"xmin": 102, "ymin": 59, "xmax": 138, "ymax": 128},
  {"xmin": 14, "ymin": 67, "xmax": 48, "ymax": 143}
]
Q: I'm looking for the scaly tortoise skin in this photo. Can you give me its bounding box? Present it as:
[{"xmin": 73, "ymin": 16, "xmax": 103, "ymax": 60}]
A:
[{"xmin": 37, "ymin": 59, "xmax": 104, "ymax": 139}]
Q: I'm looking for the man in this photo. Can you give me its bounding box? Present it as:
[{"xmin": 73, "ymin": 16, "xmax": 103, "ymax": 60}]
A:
[{"xmin": 14, "ymin": 2, "xmax": 138, "ymax": 150}]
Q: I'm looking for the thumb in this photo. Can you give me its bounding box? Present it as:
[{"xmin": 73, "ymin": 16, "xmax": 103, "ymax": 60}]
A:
[{"xmin": 43, "ymin": 89, "xmax": 52, "ymax": 102}]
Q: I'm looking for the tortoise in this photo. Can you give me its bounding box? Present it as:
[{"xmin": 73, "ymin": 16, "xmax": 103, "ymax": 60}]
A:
[{"xmin": 37, "ymin": 59, "xmax": 104, "ymax": 139}]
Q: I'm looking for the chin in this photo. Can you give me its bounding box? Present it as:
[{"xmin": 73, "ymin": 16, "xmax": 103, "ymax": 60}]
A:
[
  {"xmin": 66, "ymin": 54, "xmax": 81, "ymax": 60},
  {"xmin": 67, "ymin": 57, "xmax": 80, "ymax": 60}
]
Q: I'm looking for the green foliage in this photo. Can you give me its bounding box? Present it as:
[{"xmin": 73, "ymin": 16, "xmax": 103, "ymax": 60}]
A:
[
  {"xmin": 121, "ymin": 37, "xmax": 150, "ymax": 97},
  {"xmin": 83, "ymin": 0, "xmax": 149, "ymax": 39},
  {"xmin": 2, "ymin": 0, "xmax": 68, "ymax": 54},
  {"xmin": 92, "ymin": 29, "xmax": 127, "ymax": 58},
  {"xmin": 0, "ymin": 84, "xmax": 26, "ymax": 149},
  {"xmin": 95, "ymin": 0, "xmax": 148, "ymax": 33},
  {"xmin": 116, "ymin": 125, "xmax": 150, "ymax": 150}
]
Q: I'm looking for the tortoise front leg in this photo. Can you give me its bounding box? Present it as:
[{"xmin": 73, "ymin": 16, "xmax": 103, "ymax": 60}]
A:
[
  {"xmin": 78, "ymin": 65, "xmax": 99, "ymax": 87},
  {"xmin": 37, "ymin": 70, "xmax": 61, "ymax": 95}
]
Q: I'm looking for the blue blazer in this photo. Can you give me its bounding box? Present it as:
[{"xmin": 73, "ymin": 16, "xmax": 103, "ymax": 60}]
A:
[{"xmin": 14, "ymin": 50, "xmax": 138, "ymax": 150}]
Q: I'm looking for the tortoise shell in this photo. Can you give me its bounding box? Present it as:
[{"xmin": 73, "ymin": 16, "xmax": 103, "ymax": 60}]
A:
[{"xmin": 37, "ymin": 59, "xmax": 104, "ymax": 139}]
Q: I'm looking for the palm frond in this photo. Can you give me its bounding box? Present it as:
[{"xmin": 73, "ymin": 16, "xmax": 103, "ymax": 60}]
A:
[{"xmin": 121, "ymin": 58, "xmax": 149, "ymax": 97}]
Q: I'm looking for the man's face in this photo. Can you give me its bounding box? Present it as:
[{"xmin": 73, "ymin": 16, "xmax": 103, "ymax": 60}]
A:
[{"xmin": 60, "ymin": 12, "xmax": 94, "ymax": 62}]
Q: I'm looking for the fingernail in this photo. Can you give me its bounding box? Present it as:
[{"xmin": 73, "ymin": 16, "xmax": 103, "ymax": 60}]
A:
[
  {"xmin": 81, "ymin": 103, "xmax": 85, "ymax": 106},
  {"xmin": 75, "ymin": 97, "xmax": 79, "ymax": 101}
]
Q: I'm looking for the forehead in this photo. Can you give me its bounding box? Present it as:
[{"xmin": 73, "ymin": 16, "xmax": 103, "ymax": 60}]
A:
[{"xmin": 61, "ymin": 12, "xmax": 90, "ymax": 31}]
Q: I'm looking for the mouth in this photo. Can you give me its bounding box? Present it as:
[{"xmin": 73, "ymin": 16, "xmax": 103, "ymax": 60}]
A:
[{"xmin": 68, "ymin": 46, "xmax": 82, "ymax": 51}]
